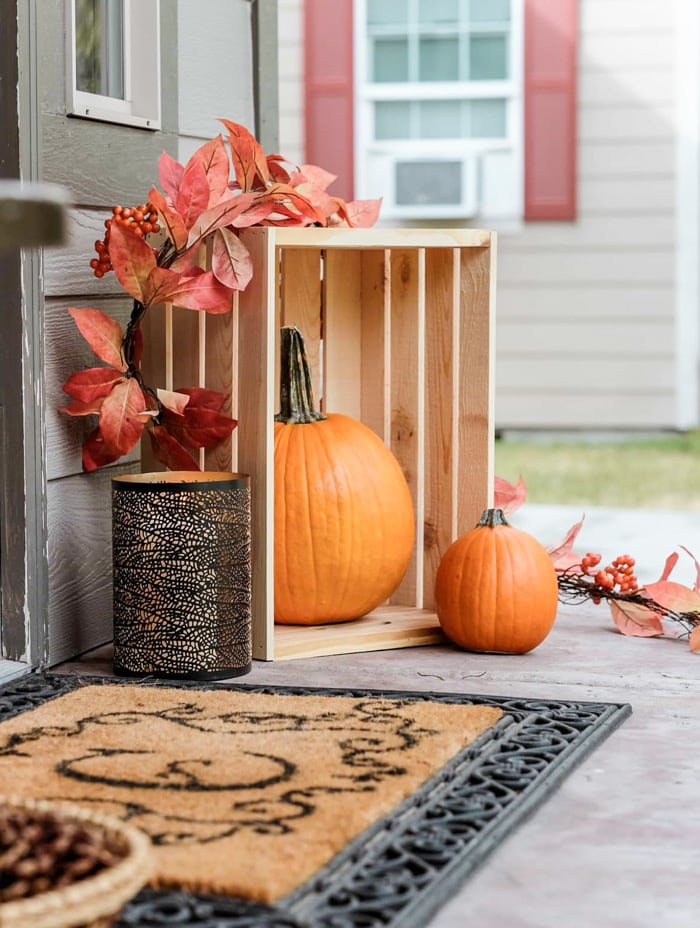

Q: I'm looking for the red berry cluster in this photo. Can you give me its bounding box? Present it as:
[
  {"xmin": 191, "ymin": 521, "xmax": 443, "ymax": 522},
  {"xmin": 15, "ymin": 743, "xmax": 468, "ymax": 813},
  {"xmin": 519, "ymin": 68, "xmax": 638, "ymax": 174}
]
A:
[
  {"xmin": 90, "ymin": 203, "xmax": 161, "ymax": 278},
  {"xmin": 580, "ymin": 552, "xmax": 639, "ymax": 604}
]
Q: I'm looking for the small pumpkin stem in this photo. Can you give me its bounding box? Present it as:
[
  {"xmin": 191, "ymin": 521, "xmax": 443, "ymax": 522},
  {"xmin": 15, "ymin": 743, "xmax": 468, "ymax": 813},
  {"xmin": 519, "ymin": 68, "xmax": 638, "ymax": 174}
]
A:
[
  {"xmin": 477, "ymin": 508, "xmax": 509, "ymax": 528},
  {"xmin": 275, "ymin": 325, "xmax": 327, "ymax": 424}
]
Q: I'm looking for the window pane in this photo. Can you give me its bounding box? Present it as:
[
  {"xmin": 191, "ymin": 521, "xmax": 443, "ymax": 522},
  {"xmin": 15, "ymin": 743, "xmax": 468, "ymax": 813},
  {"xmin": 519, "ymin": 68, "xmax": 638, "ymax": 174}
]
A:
[
  {"xmin": 418, "ymin": 0, "xmax": 459, "ymax": 25},
  {"xmin": 372, "ymin": 38, "xmax": 410, "ymax": 82},
  {"xmin": 418, "ymin": 100, "xmax": 462, "ymax": 138},
  {"xmin": 75, "ymin": 0, "xmax": 125, "ymax": 98},
  {"xmin": 470, "ymin": 0, "xmax": 510, "ymax": 22},
  {"xmin": 470, "ymin": 99, "xmax": 506, "ymax": 137},
  {"xmin": 419, "ymin": 37, "xmax": 459, "ymax": 81},
  {"xmin": 375, "ymin": 101, "xmax": 412, "ymax": 139},
  {"xmin": 469, "ymin": 35, "xmax": 508, "ymax": 80},
  {"xmin": 395, "ymin": 161, "xmax": 463, "ymax": 206},
  {"xmin": 367, "ymin": 0, "xmax": 409, "ymax": 26}
]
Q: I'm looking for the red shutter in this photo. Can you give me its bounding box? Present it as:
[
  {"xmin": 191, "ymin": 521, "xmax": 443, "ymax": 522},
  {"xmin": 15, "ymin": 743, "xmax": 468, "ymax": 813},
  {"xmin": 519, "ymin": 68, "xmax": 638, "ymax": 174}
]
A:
[
  {"xmin": 304, "ymin": 0, "xmax": 355, "ymax": 201},
  {"xmin": 524, "ymin": 0, "xmax": 578, "ymax": 220}
]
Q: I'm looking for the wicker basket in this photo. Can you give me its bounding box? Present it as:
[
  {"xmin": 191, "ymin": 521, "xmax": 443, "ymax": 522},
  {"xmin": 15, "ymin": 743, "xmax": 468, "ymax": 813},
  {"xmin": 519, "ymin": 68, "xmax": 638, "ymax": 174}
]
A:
[{"xmin": 0, "ymin": 797, "xmax": 152, "ymax": 928}]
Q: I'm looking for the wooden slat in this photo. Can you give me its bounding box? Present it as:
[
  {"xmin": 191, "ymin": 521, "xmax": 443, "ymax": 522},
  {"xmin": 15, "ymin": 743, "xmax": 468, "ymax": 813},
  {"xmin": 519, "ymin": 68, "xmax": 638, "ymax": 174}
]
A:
[
  {"xmin": 457, "ymin": 244, "xmax": 496, "ymax": 529},
  {"xmin": 273, "ymin": 606, "xmax": 445, "ymax": 660},
  {"xmin": 323, "ymin": 250, "xmax": 362, "ymax": 418},
  {"xmin": 204, "ymin": 292, "xmax": 237, "ymax": 472},
  {"xmin": 279, "ymin": 248, "xmax": 323, "ymax": 403},
  {"xmin": 422, "ymin": 249, "xmax": 458, "ymax": 611},
  {"xmin": 270, "ymin": 227, "xmax": 492, "ymax": 249},
  {"xmin": 387, "ymin": 248, "xmax": 422, "ymax": 608},
  {"xmin": 360, "ymin": 250, "xmax": 390, "ymax": 442},
  {"xmin": 237, "ymin": 228, "xmax": 277, "ymax": 660}
]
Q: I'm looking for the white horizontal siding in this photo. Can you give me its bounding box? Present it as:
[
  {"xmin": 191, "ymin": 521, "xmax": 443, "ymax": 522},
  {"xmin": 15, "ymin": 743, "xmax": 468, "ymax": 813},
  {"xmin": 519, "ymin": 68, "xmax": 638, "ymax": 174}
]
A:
[
  {"xmin": 579, "ymin": 141, "xmax": 674, "ymax": 177},
  {"xmin": 497, "ymin": 284, "xmax": 672, "ymax": 321},
  {"xmin": 496, "ymin": 392, "xmax": 675, "ymax": 429},
  {"xmin": 499, "ymin": 248, "xmax": 674, "ymax": 285},
  {"xmin": 497, "ymin": 0, "xmax": 678, "ymax": 431},
  {"xmin": 498, "ymin": 320, "xmax": 673, "ymax": 356},
  {"xmin": 581, "ymin": 0, "xmax": 670, "ymax": 33},
  {"xmin": 501, "ymin": 215, "xmax": 674, "ymax": 249},
  {"xmin": 497, "ymin": 358, "xmax": 674, "ymax": 392}
]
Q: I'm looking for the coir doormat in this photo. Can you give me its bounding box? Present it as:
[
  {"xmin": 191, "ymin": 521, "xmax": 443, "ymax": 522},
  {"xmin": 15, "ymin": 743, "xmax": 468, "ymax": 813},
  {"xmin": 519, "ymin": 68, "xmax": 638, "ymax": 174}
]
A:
[{"xmin": 0, "ymin": 675, "xmax": 630, "ymax": 928}]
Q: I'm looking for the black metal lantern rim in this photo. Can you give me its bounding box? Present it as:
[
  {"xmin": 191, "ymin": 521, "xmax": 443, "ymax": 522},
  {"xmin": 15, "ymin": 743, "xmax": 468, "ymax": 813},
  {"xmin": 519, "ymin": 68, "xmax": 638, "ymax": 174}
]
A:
[
  {"xmin": 113, "ymin": 661, "xmax": 253, "ymax": 681},
  {"xmin": 112, "ymin": 472, "xmax": 250, "ymax": 493}
]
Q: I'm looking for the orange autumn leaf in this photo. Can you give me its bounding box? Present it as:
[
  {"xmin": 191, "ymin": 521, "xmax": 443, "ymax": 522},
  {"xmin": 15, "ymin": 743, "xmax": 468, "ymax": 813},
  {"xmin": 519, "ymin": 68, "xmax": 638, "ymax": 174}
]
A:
[
  {"xmin": 68, "ymin": 308, "xmax": 125, "ymax": 370},
  {"xmin": 98, "ymin": 379, "xmax": 151, "ymax": 457},
  {"xmin": 493, "ymin": 474, "xmax": 527, "ymax": 516},
  {"xmin": 547, "ymin": 516, "xmax": 585, "ymax": 571}
]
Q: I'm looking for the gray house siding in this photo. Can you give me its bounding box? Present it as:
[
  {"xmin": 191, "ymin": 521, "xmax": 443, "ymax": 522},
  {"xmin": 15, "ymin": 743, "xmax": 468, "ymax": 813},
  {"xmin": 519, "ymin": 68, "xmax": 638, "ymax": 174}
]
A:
[{"xmin": 4, "ymin": 0, "xmax": 276, "ymax": 668}]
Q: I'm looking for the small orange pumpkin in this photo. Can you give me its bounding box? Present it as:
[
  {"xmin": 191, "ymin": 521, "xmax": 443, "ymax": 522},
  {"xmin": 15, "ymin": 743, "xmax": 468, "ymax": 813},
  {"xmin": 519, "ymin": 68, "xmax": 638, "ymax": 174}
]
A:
[
  {"xmin": 434, "ymin": 508, "xmax": 558, "ymax": 653},
  {"xmin": 274, "ymin": 325, "xmax": 415, "ymax": 625}
]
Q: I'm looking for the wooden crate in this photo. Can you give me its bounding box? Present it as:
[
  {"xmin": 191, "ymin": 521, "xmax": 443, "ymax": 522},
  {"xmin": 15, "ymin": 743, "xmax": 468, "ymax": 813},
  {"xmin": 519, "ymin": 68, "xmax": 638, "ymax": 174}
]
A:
[{"xmin": 144, "ymin": 227, "xmax": 496, "ymax": 660}]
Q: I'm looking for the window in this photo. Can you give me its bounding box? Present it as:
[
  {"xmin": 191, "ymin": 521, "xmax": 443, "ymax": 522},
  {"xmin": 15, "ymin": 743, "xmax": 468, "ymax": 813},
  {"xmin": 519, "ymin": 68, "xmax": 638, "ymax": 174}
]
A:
[
  {"xmin": 67, "ymin": 0, "xmax": 161, "ymax": 130},
  {"xmin": 355, "ymin": 0, "xmax": 523, "ymax": 220}
]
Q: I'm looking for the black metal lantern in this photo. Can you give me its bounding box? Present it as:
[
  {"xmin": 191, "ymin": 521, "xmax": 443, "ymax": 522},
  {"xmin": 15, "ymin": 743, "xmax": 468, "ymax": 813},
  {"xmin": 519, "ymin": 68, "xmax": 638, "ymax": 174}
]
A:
[{"xmin": 112, "ymin": 472, "xmax": 251, "ymax": 680}]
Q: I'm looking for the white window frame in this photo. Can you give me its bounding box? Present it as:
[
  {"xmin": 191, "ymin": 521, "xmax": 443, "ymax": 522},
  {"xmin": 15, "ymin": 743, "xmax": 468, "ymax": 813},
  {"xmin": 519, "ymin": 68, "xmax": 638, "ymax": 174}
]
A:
[
  {"xmin": 354, "ymin": 0, "xmax": 523, "ymax": 220},
  {"xmin": 66, "ymin": 0, "xmax": 161, "ymax": 130}
]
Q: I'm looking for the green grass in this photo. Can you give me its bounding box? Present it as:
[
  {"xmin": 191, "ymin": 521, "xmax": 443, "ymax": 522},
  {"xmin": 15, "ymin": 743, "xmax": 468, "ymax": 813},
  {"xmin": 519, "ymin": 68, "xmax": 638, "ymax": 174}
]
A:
[{"xmin": 494, "ymin": 431, "xmax": 700, "ymax": 511}]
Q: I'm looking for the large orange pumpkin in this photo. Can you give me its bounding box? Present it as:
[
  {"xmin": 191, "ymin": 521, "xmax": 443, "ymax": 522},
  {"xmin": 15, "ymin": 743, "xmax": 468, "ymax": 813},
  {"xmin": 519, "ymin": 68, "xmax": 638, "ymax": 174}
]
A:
[
  {"xmin": 274, "ymin": 325, "xmax": 415, "ymax": 624},
  {"xmin": 434, "ymin": 508, "xmax": 558, "ymax": 653}
]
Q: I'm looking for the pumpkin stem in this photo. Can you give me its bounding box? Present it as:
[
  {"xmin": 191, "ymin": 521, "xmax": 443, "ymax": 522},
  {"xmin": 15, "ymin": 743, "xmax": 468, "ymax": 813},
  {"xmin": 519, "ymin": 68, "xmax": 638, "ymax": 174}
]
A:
[
  {"xmin": 477, "ymin": 508, "xmax": 509, "ymax": 528},
  {"xmin": 275, "ymin": 325, "xmax": 327, "ymax": 424}
]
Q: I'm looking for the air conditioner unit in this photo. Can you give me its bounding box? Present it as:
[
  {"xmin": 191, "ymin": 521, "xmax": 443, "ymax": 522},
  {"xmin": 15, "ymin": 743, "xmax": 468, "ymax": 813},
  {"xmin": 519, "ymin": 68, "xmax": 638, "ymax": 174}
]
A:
[{"xmin": 381, "ymin": 155, "xmax": 480, "ymax": 220}]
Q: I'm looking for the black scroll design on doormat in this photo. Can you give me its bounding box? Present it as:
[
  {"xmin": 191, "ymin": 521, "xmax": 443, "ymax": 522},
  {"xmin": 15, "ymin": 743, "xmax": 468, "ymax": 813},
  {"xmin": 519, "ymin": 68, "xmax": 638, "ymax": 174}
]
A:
[
  {"xmin": 0, "ymin": 696, "xmax": 440, "ymax": 847},
  {"xmin": 0, "ymin": 675, "xmax": 631, "ymax": 928}
]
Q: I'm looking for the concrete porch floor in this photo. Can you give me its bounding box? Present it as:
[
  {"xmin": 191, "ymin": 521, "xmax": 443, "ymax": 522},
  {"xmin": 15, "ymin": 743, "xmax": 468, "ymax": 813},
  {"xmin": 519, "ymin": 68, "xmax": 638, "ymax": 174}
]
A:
[{"xmin": 54, "ymin": 504, "xmax": 700, "ymax": 928}]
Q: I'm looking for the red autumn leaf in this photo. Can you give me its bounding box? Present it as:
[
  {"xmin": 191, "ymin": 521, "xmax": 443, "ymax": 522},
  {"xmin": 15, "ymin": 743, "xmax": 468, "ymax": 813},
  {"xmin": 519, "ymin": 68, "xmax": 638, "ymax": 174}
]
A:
[
  {"xmin": 609, "ymin": 598, "xmax": 665, "ymax": 638},
  {"xmin": 296, "ymin": 163, "xmax": 337, "ymax": 191},
  {"xmin": 175, "ymin": 157, "xmax": 212, "ymax": 231},
  {"xmin": 62, "ymin": 367, "xmax": 125, "ymax": 402},
  {"xmin": 185, "ymin": 192, "xmax": 259, "ymax": 244},
  {"xmin": 289, "ymin": 179, "xmax": 339, "ymax": 220},
  {"xmin": 221, "ymin": 119, "xmax": 270, "ymax": 191},
  {"xmin": 98, "ymin": 378, "xmax": 150, "ymax": 455},
  {"xmin": 148, "ymin": 186, "xmax": 188, "ymax": 250},
  {"xmin": 156, "ymin": 388, "xmax": 191, "ymax": 415},
  {"xmin": 59, "ymin": 396, "xmax": 107, "ymax": 417},
  {"xmin": 609, "ymin": 549, "xmax": 700, "ymax": 643},
  {"xmin": 173, "ymin": 386, "xmax": 228, "ymax": 411},
  {"xmin": 82, "ymin": 427, "xmax": 125, "ymax": 472},
  {"xmin": 330, "ymin": 197, "xmax": 383, "ymax": 228},
  {"xmin": 160, "ymin": 394, "xmax": 236, "ymax": 448},
  {"xmin": 494, "ymin": 474, "xmax": 528, "ymax": 516},
  {"xmin": 158, "ymin": 151, "xmax": 185, "ymax": 203},
  {"xmin": 690, "ymin": 625, "xmax": 700, "ymax": 652},
  {"xmin": 148, "ymin": 424, "xmax": 200, "ymax": 471},
  {"xmin": 676, "ymin": 545, "xmax": 700, "ymax": 593},
  {"xmin": 145, "ymin": 266, "xmax": 233, "ymax": 313},
  {"xmin": 254, "ymin": 184, "xmax": 326, "ymax": 225},
  {"xmin": 191, "ymin": 135, "xmax": 230, "ymax": 204},
  {"xmin": 547, "ymin": 517, "xmax": 586, "ymax": 570},
  {"xmin": 267, "ymin": 154, "xmax": 292, "ymax": 183},
  {"xmin": 211, "ymin": 227, "xmax": 253, "ymax": 291},
  {"xmin": 68, "ymin": 308, "xmax": 125, "ymax": 370},
  {"xmin": 108, "ymin": 221, "xmax": 157, "ymax": 303}
]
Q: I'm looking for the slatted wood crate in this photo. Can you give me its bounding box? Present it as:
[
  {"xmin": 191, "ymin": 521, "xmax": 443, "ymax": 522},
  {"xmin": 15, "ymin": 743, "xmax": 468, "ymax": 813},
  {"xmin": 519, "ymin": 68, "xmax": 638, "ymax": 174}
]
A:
[{"xmin": 143, "ymin": 227, "xmax": 496, "ymax": 660}]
